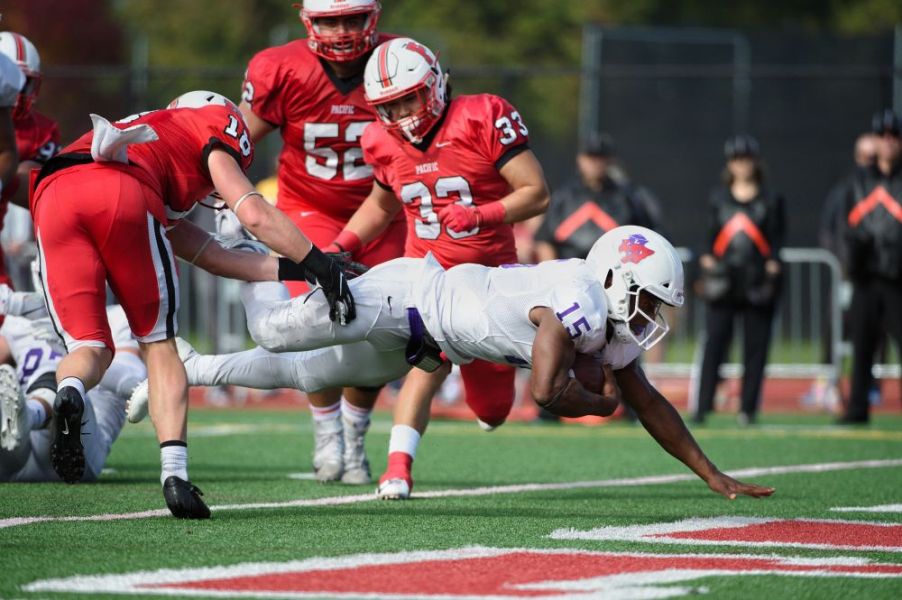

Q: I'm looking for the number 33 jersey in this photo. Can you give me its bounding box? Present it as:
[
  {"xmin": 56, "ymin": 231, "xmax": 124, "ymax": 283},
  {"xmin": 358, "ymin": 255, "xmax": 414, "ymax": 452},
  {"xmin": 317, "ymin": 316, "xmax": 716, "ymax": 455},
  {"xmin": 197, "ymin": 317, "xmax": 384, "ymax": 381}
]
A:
[
  {"xmin": 415, "ymin": 256, "xmax": 640, "ymax": 369},
  {"xmin": 362, "ymin": 94, "xmax": 530, "ymax": 267}
]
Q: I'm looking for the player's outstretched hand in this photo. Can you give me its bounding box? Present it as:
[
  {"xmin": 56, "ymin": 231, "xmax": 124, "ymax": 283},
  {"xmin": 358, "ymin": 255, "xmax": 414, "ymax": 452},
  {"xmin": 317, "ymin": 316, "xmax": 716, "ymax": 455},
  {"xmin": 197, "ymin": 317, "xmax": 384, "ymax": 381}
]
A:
[
  {"xmin": 300, "ymin": 247, "xmax": 357, "ymax": 325},
  {"xmin": 325, "ymin": 251, "xmax": 370, "ymax": 279},
  {"xmin": 706, "ymin": 471, "xmax": 775, "ymax": 500}
]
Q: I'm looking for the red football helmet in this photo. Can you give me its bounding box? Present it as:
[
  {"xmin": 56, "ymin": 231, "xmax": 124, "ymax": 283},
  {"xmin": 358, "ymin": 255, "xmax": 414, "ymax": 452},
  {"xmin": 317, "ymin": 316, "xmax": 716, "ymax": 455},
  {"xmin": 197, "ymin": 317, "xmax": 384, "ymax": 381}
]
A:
[
  {"xmin": 364, "ymin": 38, "xmax": 447, "ymax": 144},
  {"xmin": 0, "ymin": 32, "xmax": 41, "ymax": 119},
  {"xmin": 299, "ymin": 0, "xmax": 381, "ymax": 62}
]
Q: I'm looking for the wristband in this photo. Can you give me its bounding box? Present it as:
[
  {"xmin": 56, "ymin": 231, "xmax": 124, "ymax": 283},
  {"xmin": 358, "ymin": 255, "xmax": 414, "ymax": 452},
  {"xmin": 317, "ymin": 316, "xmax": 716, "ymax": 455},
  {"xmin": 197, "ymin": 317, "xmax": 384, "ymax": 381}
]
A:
[
  {"xmin": 233, "ymin": 190, "xmax": 264, "ymax": 214},
  {"xmin": 477, "ymin": 201, "xmax": 506, "ymax": 227},
  {"xmin": 332, "ymin": 229, "xmax": 362, "ymax": 255},
  {"xmin": 277, "ymin": 257, "xmax": 308, "ymax": 281}
]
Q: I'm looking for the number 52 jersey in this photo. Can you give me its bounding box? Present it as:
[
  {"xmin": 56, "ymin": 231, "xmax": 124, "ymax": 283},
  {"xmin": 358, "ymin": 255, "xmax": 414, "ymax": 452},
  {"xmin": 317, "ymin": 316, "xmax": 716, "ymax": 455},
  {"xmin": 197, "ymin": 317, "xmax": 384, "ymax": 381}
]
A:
[{"xmin": 362, "ymin": 94, "xmax": 531, "ymax": 267}]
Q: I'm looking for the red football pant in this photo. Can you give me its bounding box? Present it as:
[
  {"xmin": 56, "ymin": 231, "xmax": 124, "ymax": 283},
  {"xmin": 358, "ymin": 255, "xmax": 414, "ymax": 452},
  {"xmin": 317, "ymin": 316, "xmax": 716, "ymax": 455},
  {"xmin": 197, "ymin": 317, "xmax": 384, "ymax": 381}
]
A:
[
  {"xmin": 34, "ymin": 165, "xmax": 178, "ymax": 352},
  {"xmin": 460, "ymin": 360, "xmax": 517, "ymax": 427},
  {"xmin": 280, "ymin": 209, "xmax": 406, "ymax": 298}
]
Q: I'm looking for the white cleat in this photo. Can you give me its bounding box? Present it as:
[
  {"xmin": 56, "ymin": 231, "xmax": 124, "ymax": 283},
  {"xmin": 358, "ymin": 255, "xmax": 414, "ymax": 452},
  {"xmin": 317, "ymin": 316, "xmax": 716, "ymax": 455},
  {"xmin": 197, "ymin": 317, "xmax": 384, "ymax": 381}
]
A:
[
  {"xmin": 340, "ymin": 417, "xmax": 371, "ymax": 485},
  {"xmin": 312, "ymin": 418, "xmax": 344, "ymax": 483},
  {"xmin": 126, "ymin": 379, "xmax": 149, "ymax": 424},
  {"xmin": 376, "ymin": 478, "xmax": 411, "ymax": 500},
  {"xmin": 0, "ymin": 364, "xmax": 27, "ymax": 451},
  {"xmin": 476, "ymin": 418, "xmax": 499, "ymax": 432}
]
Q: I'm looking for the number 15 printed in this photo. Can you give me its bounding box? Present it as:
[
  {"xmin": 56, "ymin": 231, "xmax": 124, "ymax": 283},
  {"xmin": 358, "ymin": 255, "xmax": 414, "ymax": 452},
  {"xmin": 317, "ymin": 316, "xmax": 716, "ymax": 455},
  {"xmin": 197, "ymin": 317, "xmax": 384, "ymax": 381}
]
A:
[{"xmin": 555, "ymin": 302, "xmax": 591, "ymax": 339}]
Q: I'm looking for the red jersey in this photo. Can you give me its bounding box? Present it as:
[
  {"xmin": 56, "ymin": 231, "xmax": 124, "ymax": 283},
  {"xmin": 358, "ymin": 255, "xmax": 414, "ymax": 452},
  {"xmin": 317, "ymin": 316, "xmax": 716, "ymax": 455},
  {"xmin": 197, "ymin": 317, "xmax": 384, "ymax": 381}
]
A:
[
  {"xmin": 362, "ymin": 94, "xmax": 530, "ymax": 267},
  {"xmin": 49, "ymin": 104, "xmax": 253, "ymax": 222},
  {"xmin": 14, "ymin": 109, "xmax": 60, "ymax": 164},
  {"xmin": 242, "ymin": 35, "xmax": 399, "ymax": 222}
]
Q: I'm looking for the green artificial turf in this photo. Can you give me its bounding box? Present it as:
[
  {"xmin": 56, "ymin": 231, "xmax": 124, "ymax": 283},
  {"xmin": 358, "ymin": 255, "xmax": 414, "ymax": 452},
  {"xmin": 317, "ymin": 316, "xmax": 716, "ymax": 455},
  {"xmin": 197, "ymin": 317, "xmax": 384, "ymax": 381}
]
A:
[{"xmin": 1, "ymin": 409, "xmax": 901, "ymax": 599}]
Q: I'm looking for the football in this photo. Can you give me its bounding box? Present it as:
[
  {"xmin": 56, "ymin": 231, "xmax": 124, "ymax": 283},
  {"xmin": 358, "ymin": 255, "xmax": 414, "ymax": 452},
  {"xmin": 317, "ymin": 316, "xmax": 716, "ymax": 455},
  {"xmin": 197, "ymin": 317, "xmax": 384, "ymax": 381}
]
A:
[{"xmin": 571, "ymin": 352, "xmax": 606, "ymax": 395}]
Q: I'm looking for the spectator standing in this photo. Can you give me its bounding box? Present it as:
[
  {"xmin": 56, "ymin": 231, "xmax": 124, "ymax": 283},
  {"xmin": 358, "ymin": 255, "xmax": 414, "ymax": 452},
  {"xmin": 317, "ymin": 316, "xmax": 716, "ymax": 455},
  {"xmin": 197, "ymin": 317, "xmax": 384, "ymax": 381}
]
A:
[
  {"xmin": 693, "ymin": 135, "xmax": 785, "ymax": 426},
  {"xmin": 534, "ymin": 132, "xmax": 660, "ymax": 262},
  {"xmin": 838, "ymin": 110, "xmax": 902, "ymax": 425}
]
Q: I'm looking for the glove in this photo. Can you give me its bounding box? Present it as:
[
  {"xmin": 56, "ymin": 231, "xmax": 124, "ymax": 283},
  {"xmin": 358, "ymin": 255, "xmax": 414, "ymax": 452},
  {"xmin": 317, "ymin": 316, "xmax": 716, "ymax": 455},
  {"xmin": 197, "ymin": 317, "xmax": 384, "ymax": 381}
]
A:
[
  {"xmin": 298, "ymin": 246, "xmax": 356, "ymax": 325},
  {"xmin": 437, "ymin": 201, "xmax": 506, "ymax": 232},
  {"xmin": 325, "ymin": 251, "xmax": 370, "ymax": 279}
]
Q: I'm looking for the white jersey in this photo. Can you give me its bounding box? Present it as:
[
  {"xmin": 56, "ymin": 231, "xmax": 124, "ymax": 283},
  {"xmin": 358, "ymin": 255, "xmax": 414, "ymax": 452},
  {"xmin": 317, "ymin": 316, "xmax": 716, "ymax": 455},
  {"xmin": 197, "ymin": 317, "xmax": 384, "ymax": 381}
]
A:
[
  {"xmin": 0, "ymin": 52, "xmax": 24, "ymax": 107},
  {"xmin": 0, "ymin": 316, "xmax": 63, "ymax": 390},
  {"xmin": 416, "ymin": 255, "xmax": 617, "ymax": 367}
]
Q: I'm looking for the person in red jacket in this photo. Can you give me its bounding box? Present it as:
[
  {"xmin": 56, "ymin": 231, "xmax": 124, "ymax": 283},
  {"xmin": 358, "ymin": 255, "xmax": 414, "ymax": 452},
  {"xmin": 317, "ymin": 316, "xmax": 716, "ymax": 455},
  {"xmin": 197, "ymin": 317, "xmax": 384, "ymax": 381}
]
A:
[{"xmin": 31, "ymin": 91, "xmax": 354, "ymax": 518}]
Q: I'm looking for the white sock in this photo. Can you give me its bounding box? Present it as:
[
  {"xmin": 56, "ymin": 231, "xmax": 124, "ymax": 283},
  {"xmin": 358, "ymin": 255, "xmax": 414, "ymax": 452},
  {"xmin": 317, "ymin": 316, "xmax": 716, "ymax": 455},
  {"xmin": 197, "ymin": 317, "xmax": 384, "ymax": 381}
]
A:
[
  {"xmin": 341, "ymin": 397, "xmax": 372, "ymax": 427},
  {"xmin": 388, "ymin": 424, "xmax": 421, "ymax": 459},
  {"xmin": 310, "ymin": 400, "xmax": 341, "ymax": 423},
  {"xmin": 100, "ymin": 352, "xmax": 147, "ymax": 398},
  {"xmin": 160, "ymin": 444, "xmax": 189, "ymax": 485},
  {"xmin": 26, "ymin": 399, "xmax": 47, "ymax": 430},
  {"xmin": 58, "ymin": 377, "xmax": 86, "ymax": 399}
]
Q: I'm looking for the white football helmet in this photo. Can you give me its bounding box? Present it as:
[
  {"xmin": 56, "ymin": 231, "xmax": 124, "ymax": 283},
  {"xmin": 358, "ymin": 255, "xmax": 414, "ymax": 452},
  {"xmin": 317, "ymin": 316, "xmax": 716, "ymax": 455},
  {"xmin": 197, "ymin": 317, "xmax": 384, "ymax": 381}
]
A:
[
  {"xmin": 300, "ymin": 0, "xmax": 381, "ymax": 62},
  {"xmin": 585, "ymin": 225, "xmax": 684, "ymax": 351},
  {"xmin": 364, "ymin": 37, "xmax": 447, "ymax": 144},
  {"xmin": 0, "ymin": 32, "xmax": 41, "ymax": 118},
  {"xmin": 167, "ymin": 90, "xmax": 233, "ymax": 109}
]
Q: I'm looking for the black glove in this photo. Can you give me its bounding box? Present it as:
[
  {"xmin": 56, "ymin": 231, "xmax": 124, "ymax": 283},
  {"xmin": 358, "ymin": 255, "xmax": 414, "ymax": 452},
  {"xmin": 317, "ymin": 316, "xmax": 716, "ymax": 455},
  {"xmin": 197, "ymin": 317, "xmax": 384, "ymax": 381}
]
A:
[
  {"xmin": 325, "ymin": 251, "xmax": 370, "ymax": 279},
  {"xmin": 282, "ymin": 247, "xmax": 356, "ymax": 325}
]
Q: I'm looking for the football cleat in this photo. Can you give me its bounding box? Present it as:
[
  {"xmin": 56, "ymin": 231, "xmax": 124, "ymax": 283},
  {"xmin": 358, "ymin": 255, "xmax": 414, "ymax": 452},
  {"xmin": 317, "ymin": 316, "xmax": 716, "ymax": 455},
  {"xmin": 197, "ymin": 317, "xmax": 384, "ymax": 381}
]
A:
[
  {"xmin": 376, "ymin": 477, "xmax": 411, "ymax": 500},
  {"xmin": 476, "ymin": 418, "xmax": 503, "ymax": 432},
  {"xmin": 126, "ymin": 379, "xmax": 149, "ymax": 424},
  {"xmin": 312, "ymin": 417, "xmax": 344, "ymax": 482},
  {"xmin": 162, "ymin": 476, "xmax": 211, "ymax": 519},
  {"xmin": 50, "ymin": 386, "xmax": 86, "ymax": 483},
  {"xmin": 340, "ymin": 416, "xmax": 371, "ymax": 485},
  {"xmin": 0, "ymin": 364, "xmax": 27, "ymax": 451}
]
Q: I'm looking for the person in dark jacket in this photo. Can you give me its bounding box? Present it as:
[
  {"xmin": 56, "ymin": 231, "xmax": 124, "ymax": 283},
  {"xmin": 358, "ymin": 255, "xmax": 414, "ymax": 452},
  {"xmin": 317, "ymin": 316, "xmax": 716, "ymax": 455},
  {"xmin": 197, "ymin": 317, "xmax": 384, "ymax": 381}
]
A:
[
  {"xmin": 693, "ymin": 135, "xmax": 785, "ymax": 426},
  {"xmin": 838, "ymin": 109, "xmax": 902, "ymax": 425},
  {"xmin": 534, "ymin": 132, "xmax": 661, "ymax": 262}
]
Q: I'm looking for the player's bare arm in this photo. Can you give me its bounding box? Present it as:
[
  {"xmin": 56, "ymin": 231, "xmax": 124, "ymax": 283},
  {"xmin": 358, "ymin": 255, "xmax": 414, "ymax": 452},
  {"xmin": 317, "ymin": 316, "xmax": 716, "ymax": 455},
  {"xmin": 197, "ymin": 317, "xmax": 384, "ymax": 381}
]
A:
[
  {"xmin": 615, "ymin": 359, "xmax": 776, "ymax": 500},
  {"xmin": 238, "ymin": 102, "xmax": 277, "ymax": 143},
  {"xmin": 528, "ymin": 307, "xmax": 619, "ymax": 418},
  {"xmin": 327, "ymin": 182, "xmax": 403, "ymax": 255},
  {"xmin": 166, "ymin": 219, "xmax": 278, "ymax": 281},
  {"xmin": 208, "ymin": 147, "xmax": 356, "ymax": 323},
  {"xmin": 0, "ymin": 106, "xmax": 18, "ymax": 191}
]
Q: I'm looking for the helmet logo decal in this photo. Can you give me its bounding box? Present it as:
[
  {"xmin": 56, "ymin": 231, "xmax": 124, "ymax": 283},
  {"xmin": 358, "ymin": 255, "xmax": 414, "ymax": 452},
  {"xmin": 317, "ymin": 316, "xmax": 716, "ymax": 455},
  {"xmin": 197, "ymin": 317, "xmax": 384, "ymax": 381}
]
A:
[
  {"xmin": 618, "ymin": 234, "xmax": 655, "ymax": 264},
  {"xmin": 404, "ymin": 41, "xmax": 434, "ymax": 66}
]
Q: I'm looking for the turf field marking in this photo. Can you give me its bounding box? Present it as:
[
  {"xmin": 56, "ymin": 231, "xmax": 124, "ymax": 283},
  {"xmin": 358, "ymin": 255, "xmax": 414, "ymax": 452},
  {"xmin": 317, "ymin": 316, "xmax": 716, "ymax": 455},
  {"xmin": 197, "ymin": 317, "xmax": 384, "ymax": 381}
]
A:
[
  {"xmin": 831, "ymin": 503, "xmax": 902, "ymax": 513},
  {"xmin": 2, "ymin": 457, "xmax": 901, "ymax": 530},
  {"xmin": 549, "ymin": 517, "xmax": 902, "ymax": 552},
  {"xmin": 23, "ymin": 546, "xmax": 902, "ymax": 598}
]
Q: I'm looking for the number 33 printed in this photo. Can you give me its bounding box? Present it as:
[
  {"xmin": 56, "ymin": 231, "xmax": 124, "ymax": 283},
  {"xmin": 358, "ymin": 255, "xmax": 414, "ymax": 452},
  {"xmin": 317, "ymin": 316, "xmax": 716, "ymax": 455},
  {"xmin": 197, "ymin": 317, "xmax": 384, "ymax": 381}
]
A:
[{"xmin": 494, "ymin": 111, "xmax": 529, "ymax": 146}]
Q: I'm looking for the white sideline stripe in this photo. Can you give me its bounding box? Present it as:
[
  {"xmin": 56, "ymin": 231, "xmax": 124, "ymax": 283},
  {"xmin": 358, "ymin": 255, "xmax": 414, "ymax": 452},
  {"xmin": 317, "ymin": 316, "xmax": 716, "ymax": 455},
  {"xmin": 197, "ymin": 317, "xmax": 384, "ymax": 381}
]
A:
[
  {"xmin": 831, "ymin": 503, "xmax": 902, "ymax": 513},
  {"xmin": 2, "ymin": 457, "xmax": 901, "ymax": 530}
]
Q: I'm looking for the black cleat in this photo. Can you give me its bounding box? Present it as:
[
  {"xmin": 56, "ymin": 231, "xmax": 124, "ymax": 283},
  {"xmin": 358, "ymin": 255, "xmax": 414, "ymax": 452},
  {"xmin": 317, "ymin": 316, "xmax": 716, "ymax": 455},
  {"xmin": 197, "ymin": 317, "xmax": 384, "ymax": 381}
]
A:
[
  {"xmin": 163, "ymin": 476, "xmax": 211, "ymax": 519},
  {"xmin": 50, "ymin": 386, "xmax": 85, "ymax": 483}
]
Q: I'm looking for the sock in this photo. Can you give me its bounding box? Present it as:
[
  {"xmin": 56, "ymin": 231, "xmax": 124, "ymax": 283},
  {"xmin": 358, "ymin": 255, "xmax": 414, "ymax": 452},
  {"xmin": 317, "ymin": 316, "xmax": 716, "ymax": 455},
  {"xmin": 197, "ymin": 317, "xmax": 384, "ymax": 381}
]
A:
[
  {"xmin": 310, "ymin": 400, "xmax": 341, "ymax": 423},
  {"xmin": 100, "ymin": 352, "xmax": 147, "ymax": 398},
  {"xmin": 58, "ymin": 377, "xmax": 86, "ymax": 400},
  {"xmin": 26, "ymin": 399, "xmax": 47, "ymax": 430},
  {"xmin": 341, "ymin": 397, "xmax": 372, "ymax": 428},
  {"xmin": 160, "ymin": 441, "xmax": 188, "ymax": 485},
  {"xmin": 388, "ymin": 424, "xmax": 421, "ymax": 459}
]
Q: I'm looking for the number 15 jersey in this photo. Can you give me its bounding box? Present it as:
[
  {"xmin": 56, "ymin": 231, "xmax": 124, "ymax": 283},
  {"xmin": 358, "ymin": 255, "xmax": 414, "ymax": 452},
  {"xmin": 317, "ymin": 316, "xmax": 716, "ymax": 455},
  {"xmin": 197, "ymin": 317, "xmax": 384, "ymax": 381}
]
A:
[{"xmin": 362, "ymin": 94, "xmax": 530, "ymax": 268}]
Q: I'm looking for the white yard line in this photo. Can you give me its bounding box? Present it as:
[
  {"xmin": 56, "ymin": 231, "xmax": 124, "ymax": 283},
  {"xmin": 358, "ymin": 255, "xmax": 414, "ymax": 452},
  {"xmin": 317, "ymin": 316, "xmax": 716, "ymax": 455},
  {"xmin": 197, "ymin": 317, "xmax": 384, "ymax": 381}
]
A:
[
  {"xmin": 2, "ymin": 458, "xmax": 901, "ymax": 530},
  {"xmin": 831, "ymin": 503, "xmax": 902, "ymax": 513}
]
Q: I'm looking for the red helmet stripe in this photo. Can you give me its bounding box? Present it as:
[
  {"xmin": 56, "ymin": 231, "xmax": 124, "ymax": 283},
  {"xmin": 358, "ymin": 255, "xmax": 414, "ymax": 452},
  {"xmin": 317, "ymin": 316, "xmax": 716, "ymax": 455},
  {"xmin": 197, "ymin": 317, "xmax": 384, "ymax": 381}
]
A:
[
  {"xmin": 378, "ymin": 43, "xmax": 392, "ymax": 88},
  {"xmin": 12, "ymin": 33, "xmax": 25, "ymax": 63}
]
